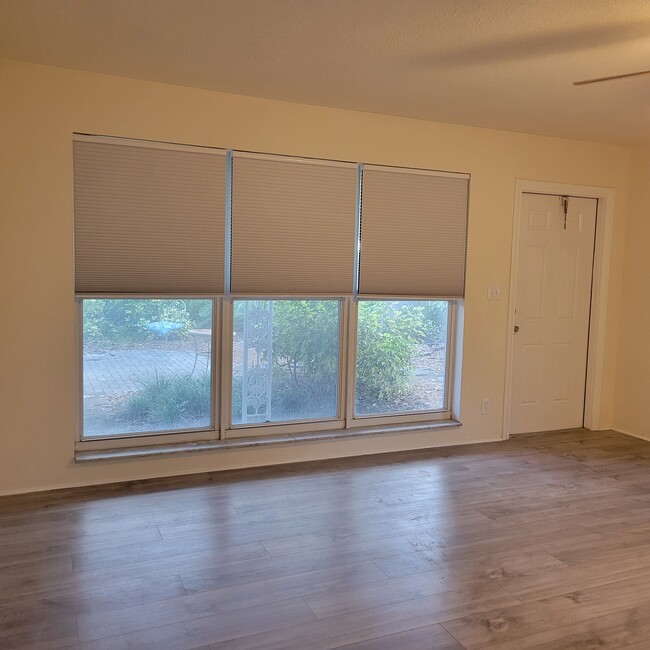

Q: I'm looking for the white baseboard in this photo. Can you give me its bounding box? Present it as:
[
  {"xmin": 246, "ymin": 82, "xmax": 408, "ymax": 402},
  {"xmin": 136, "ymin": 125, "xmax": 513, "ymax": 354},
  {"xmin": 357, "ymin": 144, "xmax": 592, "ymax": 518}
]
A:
[{"xmin": 612, "ymin": 428, "xmax": 650, "ymax": 443}]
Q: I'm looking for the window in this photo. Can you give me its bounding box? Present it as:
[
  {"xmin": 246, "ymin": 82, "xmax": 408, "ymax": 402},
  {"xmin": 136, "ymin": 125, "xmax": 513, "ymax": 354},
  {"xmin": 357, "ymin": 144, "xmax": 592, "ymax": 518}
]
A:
[
  {"xmin": 73, "ymin": 134, "xmax": 468, "ymax": 450},
  {"xmin": 232, "ymin": 300, "xmax": 340, "ymax": 425},
  {"xmin": 81, "ymin": 299, "xmax": 213, "ymax": 438},
  {"xmin": 355, "ymin": 301, "xmax": 449, "ymax": 416}
]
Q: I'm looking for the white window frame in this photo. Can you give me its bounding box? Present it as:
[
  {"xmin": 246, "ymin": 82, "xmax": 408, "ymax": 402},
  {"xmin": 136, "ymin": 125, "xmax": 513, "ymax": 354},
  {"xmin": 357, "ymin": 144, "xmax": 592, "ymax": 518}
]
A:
[
  {"xmin": 75, "ymin": 294, "xmax": 459, "ymax": 451},
  {"xmin": 74, "ymin": 295, "xmax": 221, "ymax": 451},
  {"xmin": 346, "ymin": 298, "xmax": 456, "ymax": 428},
  {"xmin": 224, "ymin": 296, "xmax": 348, "ymax": 439}
]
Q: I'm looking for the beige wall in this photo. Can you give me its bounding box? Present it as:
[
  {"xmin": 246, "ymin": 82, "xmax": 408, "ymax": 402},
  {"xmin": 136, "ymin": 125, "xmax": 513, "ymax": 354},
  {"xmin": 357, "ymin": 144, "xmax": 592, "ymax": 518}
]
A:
[
  {"xmin": 0, "ymin": 59, "xmax": 632, "ymax": 495},
  {"xmin": 613, "ymin": 146, "xmax": 650, "ymax": 439}
]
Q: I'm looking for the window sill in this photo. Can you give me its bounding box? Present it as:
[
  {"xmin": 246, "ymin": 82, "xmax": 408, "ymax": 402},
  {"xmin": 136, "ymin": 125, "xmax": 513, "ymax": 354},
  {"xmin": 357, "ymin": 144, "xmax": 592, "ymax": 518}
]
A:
[{"xmin": 74, "ymin": 419, "xmax": 462, "ymax": 463}]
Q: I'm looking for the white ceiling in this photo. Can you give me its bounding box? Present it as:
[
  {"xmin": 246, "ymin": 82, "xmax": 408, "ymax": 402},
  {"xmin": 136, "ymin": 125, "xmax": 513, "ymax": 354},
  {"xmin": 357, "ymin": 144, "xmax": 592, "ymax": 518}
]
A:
[{"xmin": 1, "ymin": 0, "xmax": 649, "ymax": 145}]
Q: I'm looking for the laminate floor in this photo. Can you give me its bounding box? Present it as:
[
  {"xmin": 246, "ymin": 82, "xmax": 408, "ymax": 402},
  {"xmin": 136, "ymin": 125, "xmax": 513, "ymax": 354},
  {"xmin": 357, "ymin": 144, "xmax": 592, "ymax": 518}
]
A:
[{"xmin": 3, "ymin": 430, "xmax": 650, "ymax": 648}]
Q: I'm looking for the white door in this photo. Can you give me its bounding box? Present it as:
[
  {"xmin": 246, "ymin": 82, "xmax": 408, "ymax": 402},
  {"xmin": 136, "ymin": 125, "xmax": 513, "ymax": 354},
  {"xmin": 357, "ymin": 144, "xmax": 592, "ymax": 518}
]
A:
[{"xmin": 510, "ymin": 193, "xmax": 597, "ymax": 434}]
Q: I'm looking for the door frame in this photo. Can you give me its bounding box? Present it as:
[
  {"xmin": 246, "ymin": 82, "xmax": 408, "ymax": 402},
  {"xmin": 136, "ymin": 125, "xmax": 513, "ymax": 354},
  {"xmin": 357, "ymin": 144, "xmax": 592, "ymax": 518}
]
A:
[{"xmin": 503, "ymin": 180, "xmax": 615, "ymax": 439}]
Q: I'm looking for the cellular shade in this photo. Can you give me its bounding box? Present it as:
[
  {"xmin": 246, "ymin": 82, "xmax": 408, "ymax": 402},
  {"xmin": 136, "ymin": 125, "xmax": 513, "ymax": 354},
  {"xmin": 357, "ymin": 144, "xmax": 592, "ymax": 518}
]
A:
[
  {"xmin": 358, "ymin": 166, "xmax": 469, "ymax": 298},
  {"xmin": 231, "ymin": 153, "xmax": 358, "ymax": 294},
  {"xmin": 73, "ymin": 137, "xmax": 226, "ymax": 294}
]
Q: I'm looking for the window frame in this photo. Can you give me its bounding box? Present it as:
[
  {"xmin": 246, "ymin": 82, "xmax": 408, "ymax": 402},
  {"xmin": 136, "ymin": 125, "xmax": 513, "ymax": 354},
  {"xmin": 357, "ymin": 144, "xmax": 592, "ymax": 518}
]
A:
[
  {"xmin": 224, "ymin": 296, "xmax": 348, "ymax": 439},
  {"xmin": 74, "ymin": 295, "xmax": 221, "ymax": 450},
  {"xmin": 75, "ymin": 295, "xmax": 458, "ymax": 451},
  {"xmin": 346, "ymin": 298, "xmax": 456, "ymax": 428}
]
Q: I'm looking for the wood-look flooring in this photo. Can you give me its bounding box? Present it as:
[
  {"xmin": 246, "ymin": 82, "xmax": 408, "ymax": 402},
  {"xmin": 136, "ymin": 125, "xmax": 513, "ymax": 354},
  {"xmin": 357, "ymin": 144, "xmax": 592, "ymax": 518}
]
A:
[{"xmin": 3, "ymin": 429, "xmax": 650, "ymax": 648}]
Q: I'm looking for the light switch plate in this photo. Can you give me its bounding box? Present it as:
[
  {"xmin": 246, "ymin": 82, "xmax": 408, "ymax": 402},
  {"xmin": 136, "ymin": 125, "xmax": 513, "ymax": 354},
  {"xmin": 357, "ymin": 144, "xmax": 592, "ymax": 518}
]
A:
[{"xmin": 487, "ymin": 285, "xmax": 501, "ymax": 300}]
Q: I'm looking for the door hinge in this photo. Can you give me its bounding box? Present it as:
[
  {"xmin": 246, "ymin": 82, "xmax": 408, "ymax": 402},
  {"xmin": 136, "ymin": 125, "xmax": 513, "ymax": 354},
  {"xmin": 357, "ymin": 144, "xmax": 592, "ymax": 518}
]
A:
[{"xmin": 560, "ymin": 195, "xmax": 569, "ymax": 230}]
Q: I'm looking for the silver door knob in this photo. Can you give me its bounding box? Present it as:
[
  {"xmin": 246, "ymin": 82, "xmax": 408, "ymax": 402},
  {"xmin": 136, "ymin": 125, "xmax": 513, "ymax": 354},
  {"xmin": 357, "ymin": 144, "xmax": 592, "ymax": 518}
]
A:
[{"xmin": 514, "ymin": 325, "xmax": 520, "ymax": 333}]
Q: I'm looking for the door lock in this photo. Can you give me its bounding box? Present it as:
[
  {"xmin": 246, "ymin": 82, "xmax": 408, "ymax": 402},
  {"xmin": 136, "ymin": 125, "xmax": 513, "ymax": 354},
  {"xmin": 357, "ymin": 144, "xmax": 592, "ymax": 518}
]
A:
[{"xmin": 514, "ymin": 325, "xmax": 520, "ymax": 333}]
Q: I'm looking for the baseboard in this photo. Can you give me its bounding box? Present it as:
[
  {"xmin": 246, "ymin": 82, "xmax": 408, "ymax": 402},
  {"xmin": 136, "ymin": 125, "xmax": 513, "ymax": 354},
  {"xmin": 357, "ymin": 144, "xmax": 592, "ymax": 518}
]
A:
[
  {"xmin": 0, "ymin": 424, "xmax": 502, "ymax": 498},
  {"xmin": 612, "ymin": 427, "xmax": 650, "ymax": 443}
]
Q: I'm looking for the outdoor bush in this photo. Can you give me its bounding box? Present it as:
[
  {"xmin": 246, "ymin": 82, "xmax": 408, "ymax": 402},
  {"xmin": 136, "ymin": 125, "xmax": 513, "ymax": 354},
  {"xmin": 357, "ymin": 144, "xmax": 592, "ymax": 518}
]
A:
[
  {"xmin": 119, "ymin": 371, "xmax": 211, "ymax": 425},
  {"xmin": 420, "ymin": 301, "xmax": 448, "ymax": 346},
  {"xmin": 270, "ymin": 365, "xmax": 338, "ymax": 419},
  {"xmin": 185, "ymin": 300, "xmax": 213, "ymax": 329},
  {"xmin": 234, "ymin": 299, "xmax": 447, "ymax": 417},
  {"xmin": 355, "ymin": 301, "xmax": 426, "ymax": 404},
  {"xmin": 83, "ymin": 299, "xmax": 198, "ymax": 343},
  {"xmin": 270, "ymin": 300, "xmax": 435, "ymax": 411},
  {"xmin": 233, "ymin": 300, "xmax": 340, "ymax": 420},
  {"xmin": 273, "ymin": 300, "xmax": 436, "ymax": 412},
  {"xmin": 273, "ymin": 300, "xmax": 339, "ymax": 392},
  {"xmin": 115, "ymin": 299, "xmax": 448, "ymax": 425}
]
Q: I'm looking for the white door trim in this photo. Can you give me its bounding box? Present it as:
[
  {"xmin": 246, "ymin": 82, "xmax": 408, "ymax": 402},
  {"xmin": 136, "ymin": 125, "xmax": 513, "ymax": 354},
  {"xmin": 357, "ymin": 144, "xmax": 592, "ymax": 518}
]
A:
[{"xmin": 503, "ymin": 180, "xmax": 615, "ymax": 439}]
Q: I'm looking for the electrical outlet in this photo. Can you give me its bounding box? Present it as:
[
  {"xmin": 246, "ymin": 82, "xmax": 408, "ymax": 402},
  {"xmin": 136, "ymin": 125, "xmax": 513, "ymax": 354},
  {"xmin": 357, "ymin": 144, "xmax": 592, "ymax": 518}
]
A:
[{"xmin": 481, "ymin": 398, "xmax": 491, "ymax": 414}]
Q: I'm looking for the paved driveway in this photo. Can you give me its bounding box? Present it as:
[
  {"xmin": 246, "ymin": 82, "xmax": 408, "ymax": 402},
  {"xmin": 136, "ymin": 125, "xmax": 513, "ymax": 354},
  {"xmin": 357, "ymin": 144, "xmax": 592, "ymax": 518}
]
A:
[{"xmin": 83, "ymin": 348, "xmax": 211, "ymax": 398}]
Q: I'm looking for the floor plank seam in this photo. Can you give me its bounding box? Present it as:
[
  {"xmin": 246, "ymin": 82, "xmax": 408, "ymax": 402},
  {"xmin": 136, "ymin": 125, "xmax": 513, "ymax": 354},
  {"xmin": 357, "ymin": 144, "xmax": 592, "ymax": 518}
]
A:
[
  {"xmin": 369, "ymin": 558, "xmax": 393, "ymax": 579},
  {"xmin": 439, "ymin": 620, "xmax": 472, "ymax": 650},
  {"xmin": 73, "ymin": 615, "xmax": 81, "ymax": 647},
  {"xmin": 177, "ymin": 573, "xmax": 189, "ymax": 597},
  {"xmin": 299, "ymin": 594, "xmax": 320, "ymax": 621}
]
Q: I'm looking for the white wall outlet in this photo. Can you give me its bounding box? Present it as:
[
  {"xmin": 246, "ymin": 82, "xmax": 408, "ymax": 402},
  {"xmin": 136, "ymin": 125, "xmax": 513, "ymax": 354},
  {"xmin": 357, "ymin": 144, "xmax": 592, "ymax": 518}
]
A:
[
  {"xmin": 487, "ymin": 285, "xmax": 501, "ymax": 300},
  {"xmin": 481, "ymin": 398, "xmax": 491, "ymax": 414}
]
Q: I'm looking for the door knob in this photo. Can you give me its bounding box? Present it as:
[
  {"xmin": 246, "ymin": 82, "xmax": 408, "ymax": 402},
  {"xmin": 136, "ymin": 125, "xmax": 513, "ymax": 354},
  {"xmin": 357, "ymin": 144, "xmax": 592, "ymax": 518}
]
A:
[{"xmin": 514, "ymin": 325, "xmax": 520, "ymax": 333}]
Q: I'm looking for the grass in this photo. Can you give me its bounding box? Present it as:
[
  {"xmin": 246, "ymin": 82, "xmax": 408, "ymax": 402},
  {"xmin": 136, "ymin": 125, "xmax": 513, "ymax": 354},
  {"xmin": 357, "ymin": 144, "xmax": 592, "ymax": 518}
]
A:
[{"xmin": 119, "ymin": 370, "xmax": 211, "ymax": 425}]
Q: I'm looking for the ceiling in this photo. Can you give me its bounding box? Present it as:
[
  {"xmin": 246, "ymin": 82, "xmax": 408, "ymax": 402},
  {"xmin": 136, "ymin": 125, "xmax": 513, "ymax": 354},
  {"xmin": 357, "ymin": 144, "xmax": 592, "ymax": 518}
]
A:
[{"xmin": 1, "ymin": 0, "xmax": 649, "ymax": 145}]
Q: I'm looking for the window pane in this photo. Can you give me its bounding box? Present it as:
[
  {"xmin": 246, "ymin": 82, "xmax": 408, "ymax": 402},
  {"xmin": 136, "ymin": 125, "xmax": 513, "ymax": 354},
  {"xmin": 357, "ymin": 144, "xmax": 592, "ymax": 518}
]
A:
[
  {"xmin": 82, "ymin": 299, "xmax": 213, "ymax": 437},
  {"xmin": 355, "ymin": 300, "xmax": 448, "ymax": 416},
  {"xmin": 232, "ymin": 300, "xmax": 340, "ymax": 424}
]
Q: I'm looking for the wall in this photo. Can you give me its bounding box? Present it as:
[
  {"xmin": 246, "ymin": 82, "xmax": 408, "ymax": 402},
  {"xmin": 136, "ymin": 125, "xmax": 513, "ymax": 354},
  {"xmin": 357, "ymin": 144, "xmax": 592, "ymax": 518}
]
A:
[
  {"xmin": 0, "ymin": 59, "xmax": 632, "ymax": 495},
  {"xmin": 613, "ymin": 146, "xmax": 650, "ymax": 439}
]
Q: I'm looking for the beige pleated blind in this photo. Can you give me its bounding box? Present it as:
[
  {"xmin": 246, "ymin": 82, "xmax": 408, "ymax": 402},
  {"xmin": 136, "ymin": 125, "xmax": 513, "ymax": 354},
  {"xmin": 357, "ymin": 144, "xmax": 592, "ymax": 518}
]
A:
[
  {"xmin": 359, "ymin": 166, "xmax": 469, "ymax": 298},
  {"xmin": 73, "ymin": 137, "xmax": 226, "ymax": 294},
  {"xmin": 231, "ymin": 153, "xmax": 358, "ymax": 294}
]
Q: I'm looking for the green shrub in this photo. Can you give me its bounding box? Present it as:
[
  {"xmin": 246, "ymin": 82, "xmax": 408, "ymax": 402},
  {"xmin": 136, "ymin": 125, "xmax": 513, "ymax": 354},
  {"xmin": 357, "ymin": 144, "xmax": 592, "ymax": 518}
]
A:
[
  {"xmin": 273, "ymin": 300, "xmax": 339, "ymax": 391},
  {"xmin": 355, "ymin": 302, "xmax": 425, "ymax": 403},
  {"xmin": 83, "ymin": 299, "xmax": 204, "ymax": 344},
  {"xmin": 270, "ymin": 366, "xmax": 338, "ymax": 419},
  {"xmin": 270, "ymin": 300, "xmax": 338, "ymax": 418},
  {"xmin": 421, "ymin": 301, "xmax": 448, "ymax": 346},
  {"xmin": 119, "ymin": 371, "xmax": 211, "ymax": 425},
  {"xmin": 185, "ymin": 300, "xmax": 213, "ymax": 329},
  {"xmin": 234, "ymin": 299, "xmax": 444, "ymax": 416}
]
